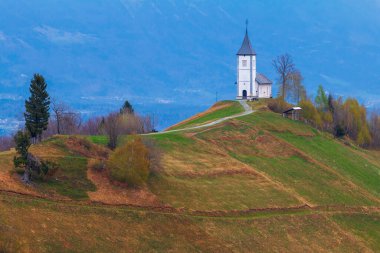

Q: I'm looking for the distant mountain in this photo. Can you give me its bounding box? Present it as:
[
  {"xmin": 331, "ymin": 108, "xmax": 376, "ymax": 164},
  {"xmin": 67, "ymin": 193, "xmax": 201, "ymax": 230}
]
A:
[{"xmin": 1, "ymin": 0, "xmax": 380, "ymax": 134}]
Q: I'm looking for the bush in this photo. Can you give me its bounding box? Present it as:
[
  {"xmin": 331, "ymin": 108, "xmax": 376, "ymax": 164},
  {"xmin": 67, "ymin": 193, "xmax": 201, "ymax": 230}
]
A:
[
  {"xmin": 142, "ymin": 138, "xmax": 162, "ymax": 174},
  {"xmin": 89, "ymin": 158, "xmax": 106, "ymax": 172},
  {"xmin": 13, "ymin": 131, "xmax": 31, "ymax": 168},
  {"xmin": 299, "ymin": 99, "xmax": 322, "ymax": 128},
  {"xmin": 28, "ymin": 158, "xmax": 58, "ymax": 181},
  {"xmin": 13, "ymin": 156, "xmax": 26, "ymax": 169},
  {"xmin": 107, "ymin": 136, "xmax": 150, "ymax": 187},
  {"xmin": 334, "ymin": 124, "xmax": 346, "ymax": 138},
  {"xmin": 267, "ymin": 98, "xmax": 291, "ymax": 113}
]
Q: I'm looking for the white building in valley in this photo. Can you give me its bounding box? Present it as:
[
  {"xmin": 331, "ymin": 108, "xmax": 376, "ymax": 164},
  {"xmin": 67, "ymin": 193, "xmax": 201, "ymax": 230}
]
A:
[{"xmin": 236, "ymin": 27, "xmax": 272, "ymax": 100}]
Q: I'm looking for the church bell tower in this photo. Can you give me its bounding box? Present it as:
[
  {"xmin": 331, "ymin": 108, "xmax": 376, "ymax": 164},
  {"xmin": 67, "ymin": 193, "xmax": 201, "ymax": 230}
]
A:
[{"xmin": 236, "ymin": 21, "xmax": 256, "ymax": 100}]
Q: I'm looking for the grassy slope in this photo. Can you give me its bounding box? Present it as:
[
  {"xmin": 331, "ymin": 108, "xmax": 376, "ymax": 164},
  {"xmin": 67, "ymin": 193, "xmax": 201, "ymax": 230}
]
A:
[
  {"xmin": 0, "ymin": 101, "xmax": 380, "ymax": 252},
  {"xmin": 167, "ymin": 100, "xmax": 244, "ymax": 130}
]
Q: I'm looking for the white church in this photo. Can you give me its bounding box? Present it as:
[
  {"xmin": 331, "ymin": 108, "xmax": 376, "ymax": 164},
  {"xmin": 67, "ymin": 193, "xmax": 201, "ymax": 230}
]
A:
[{"xmin": 236, "ymin": 27, "xmax": 272, "ymax": 100}]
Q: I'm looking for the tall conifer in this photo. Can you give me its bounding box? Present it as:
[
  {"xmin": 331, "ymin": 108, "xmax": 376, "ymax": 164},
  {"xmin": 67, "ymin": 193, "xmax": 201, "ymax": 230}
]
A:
[{"xmin": 24, "ymin": 74, "xmax": 50, "ymax": 142}]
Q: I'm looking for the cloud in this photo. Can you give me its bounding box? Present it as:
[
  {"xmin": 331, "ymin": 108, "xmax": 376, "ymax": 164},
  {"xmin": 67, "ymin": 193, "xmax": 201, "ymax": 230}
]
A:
[
  {"xmin": 156, "ymin": 98, "xmax": 173, "ymax": 104},
  {"xmin": 80, "ymin": 96, "xmax": 124, "ymax": 101},
  {"xmin": 34, "ymin": 25, "xmax": 96, "ymax": 44},
  {"xmin": 0, "ymin": 118, "xmax": 23, "ymax": 133},
  {"xmin": 0, "ymin": 94, "xmax": 23, "ymax": 101},
  {"xmin": 218, "ymin": 6, "xmax": 236, "ymax": 23},
  {"xmin": 174, "ymin": 88, "xmax": 202, "ymax": 94},
  {"xmin": 320, "ymin": 74, "xmax": 350, "ymax": 87},
  {"xmin": 120, "ymin": 0, "xmax": 144, "ymax": 18},
  {"xmin": 365, "ymin": 98, "xmax": 380, "ymax": 108},
  {"xmin": 186, "ymin": 2, "xmax": 207, "ymax": 16}
]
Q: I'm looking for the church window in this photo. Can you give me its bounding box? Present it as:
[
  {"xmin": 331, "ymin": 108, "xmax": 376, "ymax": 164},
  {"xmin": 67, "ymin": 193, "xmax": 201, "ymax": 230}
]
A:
[{"xmin": 242, "ymin": 60, "xmax": 247, "ymax": 67}]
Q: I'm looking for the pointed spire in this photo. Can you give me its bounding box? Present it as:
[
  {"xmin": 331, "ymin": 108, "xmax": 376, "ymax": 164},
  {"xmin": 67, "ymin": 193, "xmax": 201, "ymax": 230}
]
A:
[{"xmin": 237, "ymin": 20, "xmax": 256, "ymax": 56}]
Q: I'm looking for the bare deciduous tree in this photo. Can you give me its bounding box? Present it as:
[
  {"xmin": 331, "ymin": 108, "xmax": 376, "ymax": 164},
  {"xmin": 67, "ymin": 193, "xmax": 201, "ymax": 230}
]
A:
[
  {"xmin": 42, "ymin": 100, "xmax": 81, "ymax": 139},
  {"xmin": 60, "ymin": 112, "xmax": 82, "ymax": 134},
  {"xmin": 288, "ymin": 70, "xmax": 306, "ymax": 104},
  {"xmin": 369, "ymin": 110, "xmax": 380, "ymax": 148},
  {"xmin": 80, "ymin": 117, "xmax": 103, "ymax": 135},
  {"xmin": 52, "ymin": 99, "xmax": 66, "ymax": 134},
  {"xmin": 103, "ymin": 112, "xmax": 125, "ymax": 149},
  {"xmin": 273, "ymin": 54, "xmax": 296, "ymax": 100}
]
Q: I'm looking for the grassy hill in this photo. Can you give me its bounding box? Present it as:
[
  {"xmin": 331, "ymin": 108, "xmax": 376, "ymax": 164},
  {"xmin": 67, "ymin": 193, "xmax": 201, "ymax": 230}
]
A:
[{"xmin": 0, "ymin": 100, "xmax": 380, "ymax": 252}]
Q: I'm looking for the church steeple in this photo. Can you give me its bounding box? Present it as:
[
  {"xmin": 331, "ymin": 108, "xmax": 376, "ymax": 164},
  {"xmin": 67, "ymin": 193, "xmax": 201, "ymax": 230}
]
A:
[{"xmin": 237, "ymin": 20, "xmax": 256, "ymax": 56}]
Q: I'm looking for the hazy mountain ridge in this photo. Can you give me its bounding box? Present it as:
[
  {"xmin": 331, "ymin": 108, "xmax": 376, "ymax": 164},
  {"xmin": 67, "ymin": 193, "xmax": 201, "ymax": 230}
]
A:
[{"xmin": 1, "ymin": 0, "xmax": 380, "ymax": 134}]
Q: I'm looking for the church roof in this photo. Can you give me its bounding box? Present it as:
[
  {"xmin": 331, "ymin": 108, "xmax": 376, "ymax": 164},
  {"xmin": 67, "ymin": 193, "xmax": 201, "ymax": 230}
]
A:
[
  {"xmin": 237, "ymin": 30, "xmax": 256, "ymax": 56},
  {"xmin": 256, "ymin": 73, "xmax": 272, "ymax": 84}
]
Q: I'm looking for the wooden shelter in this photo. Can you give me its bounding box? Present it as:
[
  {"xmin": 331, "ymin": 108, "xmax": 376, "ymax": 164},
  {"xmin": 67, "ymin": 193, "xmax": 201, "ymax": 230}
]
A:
[{"xmin": 282, "ymin": 107, "xmax": 302, "ymax": 120}]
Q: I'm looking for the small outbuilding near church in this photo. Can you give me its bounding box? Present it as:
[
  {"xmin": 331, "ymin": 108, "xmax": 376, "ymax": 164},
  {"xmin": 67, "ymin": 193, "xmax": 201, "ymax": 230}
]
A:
[{"xmin": 282, "ymin": 107, "xmax": 302, "ymax": 120}]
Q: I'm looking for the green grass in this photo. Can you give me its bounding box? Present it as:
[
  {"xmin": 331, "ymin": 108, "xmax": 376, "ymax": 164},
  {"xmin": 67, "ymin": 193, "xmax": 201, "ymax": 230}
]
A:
[
  {"xmin": 332, "ymin": 214, "xmax": 380, "ymax": 252},
  {"xmin": 238, "ymin": 111, "xmax": 316, "ymax": 136},
  {"xmin": 170, "ymin": 100, "xmax": 244, "ymax": 130},
  {"xmin": 85, "ymin": 135, "xmax": 108, "ymax": 146},
  {"xmin": 148, "ymin": 132, "xmax": 195, "ymax": 151},
  {"xmin": 37, "ymin": 156, "xmax": 96, "ymax": 200},
  {"xmin": 275, "ymin": 133, "xmax": 380, "ymax": 199},
  {"xmin": 232, "ymin": 154, "xmax": 376, "ymax": 206},
  {"xmin": 85, "ymin": 134, "xmax": 133, "ymax": 148}
]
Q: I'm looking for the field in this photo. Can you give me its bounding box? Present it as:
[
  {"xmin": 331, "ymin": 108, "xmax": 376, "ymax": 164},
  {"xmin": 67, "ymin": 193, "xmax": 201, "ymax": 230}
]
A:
[{"xmin": 0, "ymin": 100, "xmax": 380, "ymax": 252}]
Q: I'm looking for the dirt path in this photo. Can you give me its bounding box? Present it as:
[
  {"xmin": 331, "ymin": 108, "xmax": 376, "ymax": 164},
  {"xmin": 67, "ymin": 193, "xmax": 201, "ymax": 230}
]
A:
[{"xmin": 144, "ymin": 100, "xmax": 254, "ymax": 135}]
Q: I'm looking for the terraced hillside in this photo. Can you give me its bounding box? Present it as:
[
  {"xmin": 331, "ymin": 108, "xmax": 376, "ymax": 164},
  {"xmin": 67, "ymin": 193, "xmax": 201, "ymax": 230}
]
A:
[{"xmin": 0, "ymin": 100, "xmax": 380, "ymax": 252}]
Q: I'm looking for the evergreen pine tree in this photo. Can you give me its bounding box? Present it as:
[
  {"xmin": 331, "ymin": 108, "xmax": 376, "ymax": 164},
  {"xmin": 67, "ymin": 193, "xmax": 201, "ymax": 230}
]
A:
[
  {"xmin": 24, "ymin": 74, "xmax": 50, "ymax": 142},
  {"xmin": 120, "ymin": 100, "xmax": 134, "ymax": 114}
]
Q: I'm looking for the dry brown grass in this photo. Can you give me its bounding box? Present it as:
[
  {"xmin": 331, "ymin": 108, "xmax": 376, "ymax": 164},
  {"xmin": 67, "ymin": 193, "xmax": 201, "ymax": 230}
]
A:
[
  {"xmin": 29, "ymin": 141, "xmax": 67, "ymax": 159},
  {"xmin": 0, "ymin": 152, "xmax": 43, "ymax": 197},
  {"xmin": 87, "ymin": 168, "xmax": 161, "ymax": 206},
  {"xmin": 65, "ymin": 136, "xmax": 109, "ymax": 159}
]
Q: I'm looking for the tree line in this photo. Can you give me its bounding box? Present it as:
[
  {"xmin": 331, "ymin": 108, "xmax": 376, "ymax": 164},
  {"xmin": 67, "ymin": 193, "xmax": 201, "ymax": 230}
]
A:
[
  {"xmin": 6, "ymin": 73, "xmax": 157, "ymax": 183},
  {"xmin": 271, "ymin": 54, "xmax": 380, "ymax": 148},
  {"xmin": 0, "ymin": 74, "xmax": 156, "ymax": 151}
]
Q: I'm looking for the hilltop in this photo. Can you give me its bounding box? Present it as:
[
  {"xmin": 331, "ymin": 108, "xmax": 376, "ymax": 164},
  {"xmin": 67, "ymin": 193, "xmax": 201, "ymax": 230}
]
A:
[{"xmin": 0, "ymin": 100, "xmax": 380, "ymax": 252}]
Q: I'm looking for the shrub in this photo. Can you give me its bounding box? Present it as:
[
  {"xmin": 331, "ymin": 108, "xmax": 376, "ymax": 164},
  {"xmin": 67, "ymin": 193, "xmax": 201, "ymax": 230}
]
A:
[
  {"xmin": 13, "ymin": 156, "xmax": 26, "ymax": 169},
  {"xmin": 13, "ymin": 131, "xmax": 31, "ymax": 168},
  {"xmin": 142, "ymin": 138, "xmax": 162, "ymax": 174},
  {"xmin": 357, "ymin": 126, "xmax": 371, "ymax": 147},
  {"xmin": 267, "ymin": 98, "xmax": 291, "ymax": 113},
  {"xmin": 107, "ymin": 136, "xmax": 150, "ymax": 187},
  {"xmin": 334, "ymin": 124, "xmax": 346, "ymax": 138},
  {"xmin": 89, "ymin": 158, "xmax": 106, "ymax": 172},
  {"xmin": 299, "ymin": 99, "xmax": 322, "ymax": 128},
  {"xmin": 26, "ymin": 155, "xmax": 58, "ymax": 181},
  {"xmin": 13, "ymin": 131, "xmax": 31, "ymax": 182}
]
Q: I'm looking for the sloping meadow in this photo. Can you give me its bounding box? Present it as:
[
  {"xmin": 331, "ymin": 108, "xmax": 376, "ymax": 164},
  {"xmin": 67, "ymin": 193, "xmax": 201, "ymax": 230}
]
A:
[{"xmin": 149, "ymin": 110, "xmax": 380, "ymax": 210}]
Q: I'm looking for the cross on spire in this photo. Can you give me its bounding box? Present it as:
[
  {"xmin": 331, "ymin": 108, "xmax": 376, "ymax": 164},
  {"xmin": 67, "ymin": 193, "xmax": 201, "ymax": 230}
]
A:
[{"xmin": 245, "ymin": 19, "xmax": 248, "ymax": 34}]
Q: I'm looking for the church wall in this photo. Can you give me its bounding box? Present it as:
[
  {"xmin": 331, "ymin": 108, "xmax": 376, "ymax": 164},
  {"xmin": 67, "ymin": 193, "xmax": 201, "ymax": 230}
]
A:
[
  {"xmin": 258, "ymin": 84, "xmax": 272, "ymax": 98},
  {"xmin": 237, "ymin": 55, "xmax": 257, "ymax": 98},
  {"xmin": 251, "ymin": 55, "xmax": 257, "ymax": 97}
]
